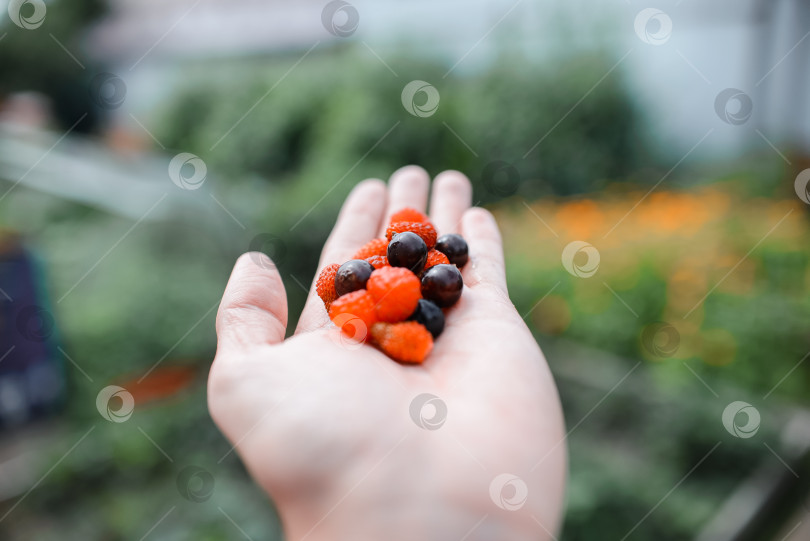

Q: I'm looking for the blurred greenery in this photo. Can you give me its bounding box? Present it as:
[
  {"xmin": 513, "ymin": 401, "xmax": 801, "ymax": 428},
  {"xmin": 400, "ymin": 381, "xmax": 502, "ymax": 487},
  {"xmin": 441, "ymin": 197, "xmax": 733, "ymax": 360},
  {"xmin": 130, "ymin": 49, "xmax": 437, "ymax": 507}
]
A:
[
  {"xmin": 0, "ymin": 41, "xmax": 806, "ymax": 541},
  {"xmin": 500, "ymin": 179, "xmax": 810, "ymax": 403},
  {"xmin": 158, "ymin": 47, "xmax": 645, "ymax": 199},
  {"xmin": 0, "ymin": 0, "xmax": 106, "ymax": 132}
]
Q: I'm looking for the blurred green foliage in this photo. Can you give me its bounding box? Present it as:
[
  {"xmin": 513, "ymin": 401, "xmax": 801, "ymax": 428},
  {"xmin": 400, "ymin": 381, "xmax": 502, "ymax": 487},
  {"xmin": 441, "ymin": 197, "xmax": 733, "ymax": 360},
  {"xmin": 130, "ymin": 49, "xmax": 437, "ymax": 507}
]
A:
[
  {"xmin": 499, "ymin": 180, "xmax": 810, "ymax": 403},
  {"xmin": 0, "ymin": 0, "xmax": 106, "ymax": 131},
  {"xmin": 158, "ymin": 47, "xmax": 645, "ymax": 199}
]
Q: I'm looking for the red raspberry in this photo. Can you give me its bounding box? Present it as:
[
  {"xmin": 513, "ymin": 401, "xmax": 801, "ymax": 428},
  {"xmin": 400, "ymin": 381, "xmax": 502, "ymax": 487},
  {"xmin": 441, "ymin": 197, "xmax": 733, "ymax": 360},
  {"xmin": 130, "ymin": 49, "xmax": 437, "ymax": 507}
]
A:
[
  {"xmin": 329, "ymin": 290, "xmax": 377, "ymax": 339},
  {"xmin": 390, "ymin": 207, "xmax": 429, "ymax": 224},
  {"xmin": 367, "ymin": 266, "xmax": 421, "ymax": 322},
  {"xmin": 371, "ymin": 321, "xmax": 433, "ymax": 363},
  {"xmin": 365, "ymin": 255, "xmax": 390, "ymax": 269},
  {"xmin": 424, "ymin": 249, "xmax": 450, "ymax": 270},
  {"xmin": 353, "ymin": 238, "xmax": 388, "ymax": 260},
  {"xmin": 386, "ymin": 221, "xmax": 437, "ymax": 249},
  {"xmin": 316, "ymin": 263, "xmax": 340, "ymax": 309}
]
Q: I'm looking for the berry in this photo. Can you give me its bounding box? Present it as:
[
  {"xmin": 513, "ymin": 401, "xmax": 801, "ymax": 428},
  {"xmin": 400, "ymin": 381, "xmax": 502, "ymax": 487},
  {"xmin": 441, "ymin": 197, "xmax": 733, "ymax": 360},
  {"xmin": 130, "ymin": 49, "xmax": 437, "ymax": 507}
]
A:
[
  {"xmin": 329, "ymin": 290, "xmax": 377, "ymax": 338},
  {"xmin": 335, "ymin": 259, "xmax": 375, "ymax": 296},
  {"xmin": 367, "ymin": 266, "xmax": 421, "ymax": 322},
  {"xmin": 424, "ymin": 249, "xmax": 450, "ymax": 271},
  {"xmin": 386, "ymin": 221, "xmax": 437, "ymax": 249},
  {"xmin": 421, "ymin": 264, "xmax": 463, "ymax": 307},
  {"xmin": 435, "ymin": 234, "xmax": 469, "ymax": 268},
  {"xmin": 371, "ymin": 321, "xmax": 433, "ymax": 363},
  {"xmin": 387, "ymin": 232, "xmax": 427, "ymax": 273},
  {"xmin": 365, "ymin": 255, "xmax": 390, "ymax": 269},
  {"xmin": 390, "ymin": 207, "xmax": 429, "ymax": 224},
  {"xmin": 409, "ymin": 299, "xmax": 445, "ymax": 338},
  {"xmin": 316, "ymin": 263, "xmax": 340, "ymax": 309},
  {"xmin": 353, "ymin": 238, "xmax": 388, "ymax": 260}
]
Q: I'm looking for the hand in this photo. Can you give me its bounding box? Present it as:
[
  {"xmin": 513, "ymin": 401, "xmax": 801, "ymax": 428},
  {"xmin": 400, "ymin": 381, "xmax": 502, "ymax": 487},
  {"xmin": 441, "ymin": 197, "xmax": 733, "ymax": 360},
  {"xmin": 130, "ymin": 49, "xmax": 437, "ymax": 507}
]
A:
[{"xmin": 208, "ymin": 166, "xmax": 566, "ymax": 541}]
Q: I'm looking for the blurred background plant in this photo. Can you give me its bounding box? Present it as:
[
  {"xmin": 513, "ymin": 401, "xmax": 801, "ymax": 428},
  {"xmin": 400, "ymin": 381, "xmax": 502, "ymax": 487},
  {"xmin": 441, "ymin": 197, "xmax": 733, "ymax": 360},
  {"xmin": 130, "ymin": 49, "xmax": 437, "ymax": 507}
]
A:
[{"xmin": 1, "ymin": 0, "xmax": 810, "ymax": 539}]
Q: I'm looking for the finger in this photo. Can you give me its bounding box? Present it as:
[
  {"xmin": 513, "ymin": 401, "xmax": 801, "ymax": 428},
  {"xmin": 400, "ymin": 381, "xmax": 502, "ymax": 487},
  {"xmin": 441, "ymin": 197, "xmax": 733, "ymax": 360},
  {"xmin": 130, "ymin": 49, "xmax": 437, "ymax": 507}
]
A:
[
  {"xmin": 380, "ymin": 165, "xmax": 430, "ymax": 234},
  {"xmin": 428, "ymin": 170, "xmax": 472, "ymax": 235},
  {"xmin": 216, "ymin": 252, "xmax": 288, "ymax": 353},
  {"xmin": 296, "ymin": 178, "xmax": 387, "ymax": 333},
  {"xmin": 460, "ymin": 207, "xmax": 508, "ymax": 294}
]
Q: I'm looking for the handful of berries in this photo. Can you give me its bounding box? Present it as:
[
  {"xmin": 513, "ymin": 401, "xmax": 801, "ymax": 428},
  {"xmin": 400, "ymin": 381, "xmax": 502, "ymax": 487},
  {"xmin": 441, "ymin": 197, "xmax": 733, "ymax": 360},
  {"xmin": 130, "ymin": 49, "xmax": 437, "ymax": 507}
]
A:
[{"xmin": 316, "ymin": 207, "xmax": 469, "ymax": 363}]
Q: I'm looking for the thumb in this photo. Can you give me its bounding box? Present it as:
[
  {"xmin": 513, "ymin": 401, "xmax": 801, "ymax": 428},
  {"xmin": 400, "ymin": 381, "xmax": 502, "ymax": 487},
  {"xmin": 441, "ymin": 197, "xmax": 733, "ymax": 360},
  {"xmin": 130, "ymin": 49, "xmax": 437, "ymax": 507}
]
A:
[{"xmin": 216, "ymin": 252, "xmax": 288, "ymax": 352}]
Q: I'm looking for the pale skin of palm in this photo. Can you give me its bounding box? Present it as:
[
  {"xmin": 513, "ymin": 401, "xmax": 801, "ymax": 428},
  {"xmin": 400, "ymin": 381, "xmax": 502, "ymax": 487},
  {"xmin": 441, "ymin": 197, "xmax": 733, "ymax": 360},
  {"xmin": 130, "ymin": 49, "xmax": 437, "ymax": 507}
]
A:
[{"xmin": 208, "ymin": 166, "xmax": 567, "ymax": 540}]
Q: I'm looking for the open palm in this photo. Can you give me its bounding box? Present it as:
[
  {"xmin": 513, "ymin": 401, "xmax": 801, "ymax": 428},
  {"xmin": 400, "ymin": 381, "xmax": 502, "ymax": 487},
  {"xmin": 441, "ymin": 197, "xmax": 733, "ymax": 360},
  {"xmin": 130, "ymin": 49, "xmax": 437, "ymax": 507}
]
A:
[{"xmin": 208, "ymin": 167, "xmax": 566, "ymax": 541}]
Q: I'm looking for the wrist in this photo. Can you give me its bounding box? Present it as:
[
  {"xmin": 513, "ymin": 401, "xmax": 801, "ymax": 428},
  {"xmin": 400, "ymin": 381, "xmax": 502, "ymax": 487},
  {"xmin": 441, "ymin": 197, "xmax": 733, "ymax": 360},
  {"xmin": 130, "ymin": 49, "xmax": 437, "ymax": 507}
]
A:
[
  {"xmin": 274, "ymin": 441, "xmax": 558, "ymax": 541},
  {"xmin": 280, "ymin": 490, "xmax": 542, "ymax": 541}
]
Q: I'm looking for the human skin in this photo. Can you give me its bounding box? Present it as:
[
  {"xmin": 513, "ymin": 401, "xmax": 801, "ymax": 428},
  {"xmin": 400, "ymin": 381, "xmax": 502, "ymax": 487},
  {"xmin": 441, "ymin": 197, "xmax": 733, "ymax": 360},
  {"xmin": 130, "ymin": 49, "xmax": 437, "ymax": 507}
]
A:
[{"xmin": 208, "ymin": 166, "xmax": 567, "ymax": 540}]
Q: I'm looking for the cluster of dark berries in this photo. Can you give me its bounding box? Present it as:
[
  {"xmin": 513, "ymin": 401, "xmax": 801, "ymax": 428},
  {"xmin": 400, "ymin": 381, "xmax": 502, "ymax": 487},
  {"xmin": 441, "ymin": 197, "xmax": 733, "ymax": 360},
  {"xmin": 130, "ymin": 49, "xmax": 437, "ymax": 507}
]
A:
[{"xmin": 316, "ymin": 207, "xmax": 468, "ymax": 363}]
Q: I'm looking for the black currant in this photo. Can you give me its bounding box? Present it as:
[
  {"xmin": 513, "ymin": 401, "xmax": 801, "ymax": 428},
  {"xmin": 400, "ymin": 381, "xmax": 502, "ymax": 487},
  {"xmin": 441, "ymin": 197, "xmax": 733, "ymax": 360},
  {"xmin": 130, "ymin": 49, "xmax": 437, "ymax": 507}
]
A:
[
  {"xmin": 421, "ymin": 264, "xmax": 463, "ymax": 307},
  {"xmin": 387, "ymin": 232, "xmax": 427, "ymax": 273},
  {"xmin": 435, "ymin": 234, "xmax": 469, "ymax": 268},
  {"xmin": 409, "ymin": 299, "xmax": 445, "ymax": 338},
  {"xmin": 335, "ymin": 259, "xmax": 375, "ymax": 296}
]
